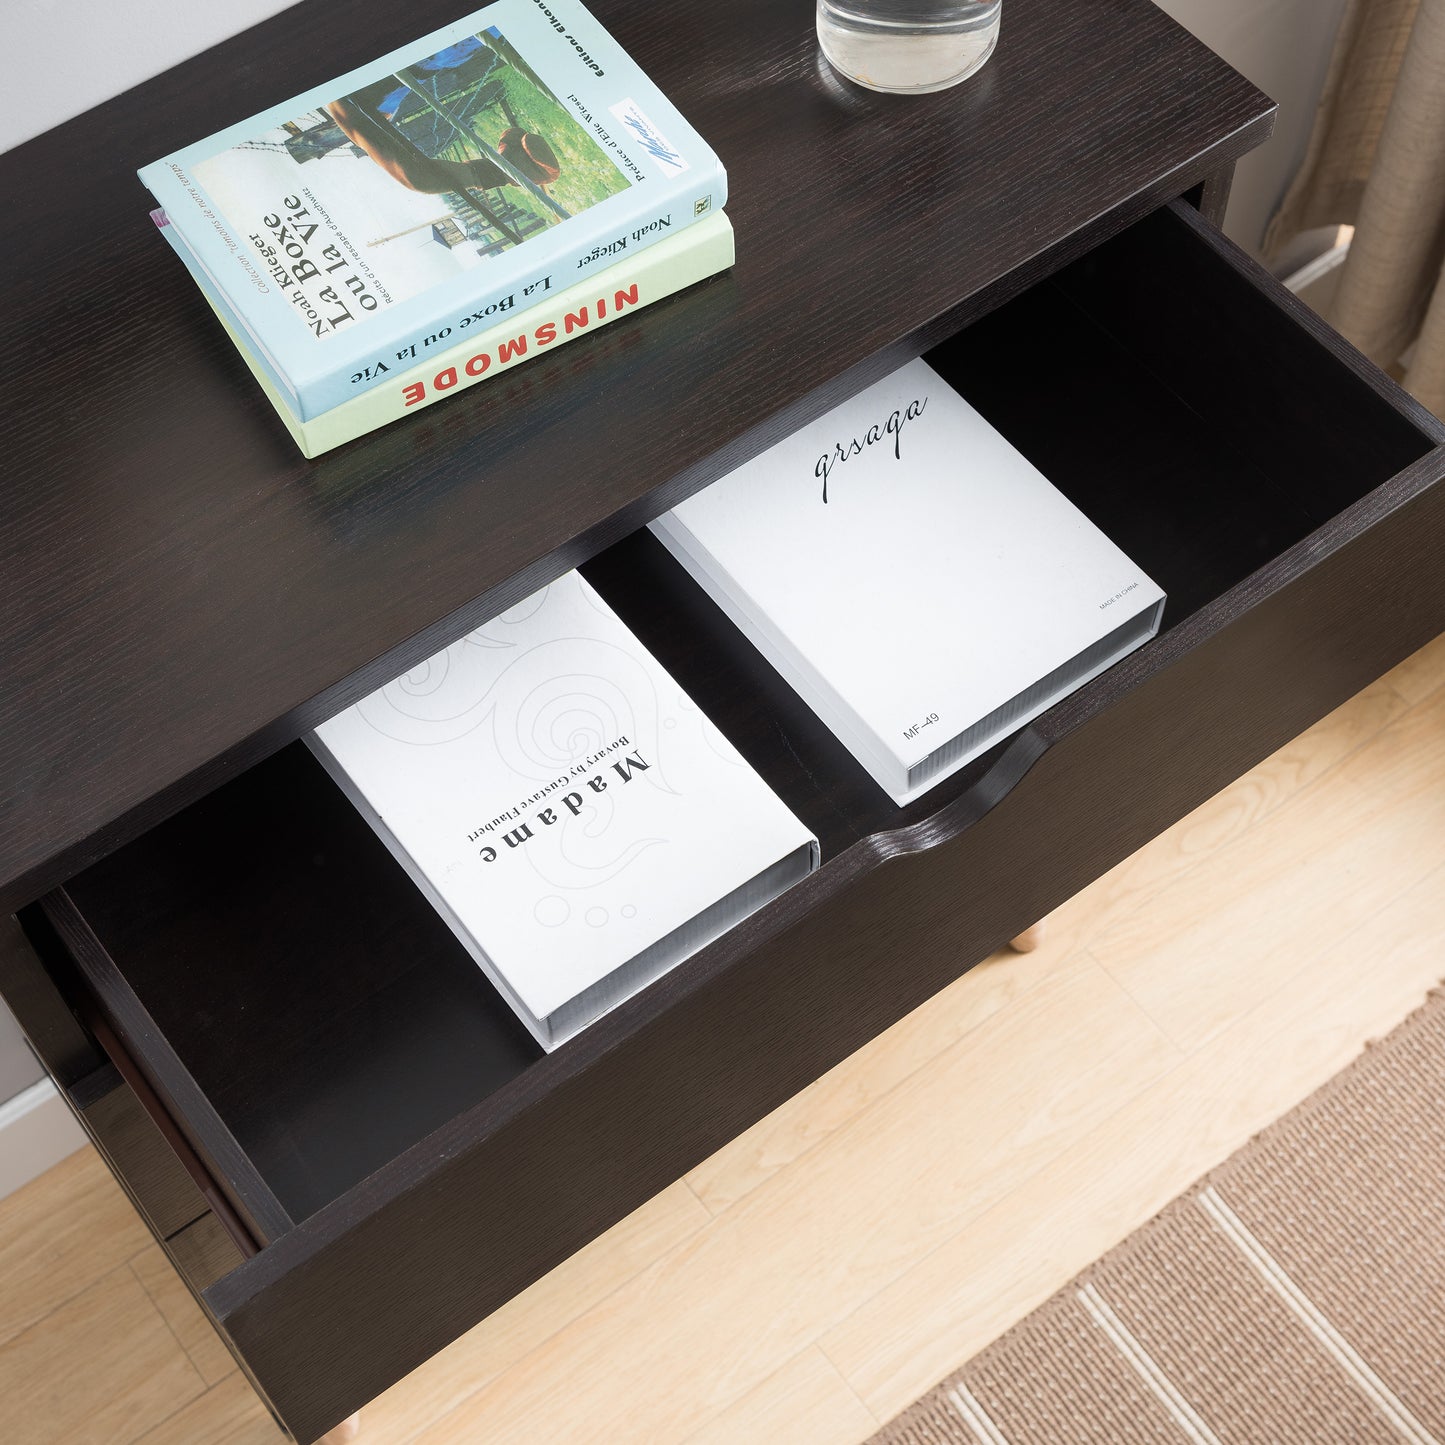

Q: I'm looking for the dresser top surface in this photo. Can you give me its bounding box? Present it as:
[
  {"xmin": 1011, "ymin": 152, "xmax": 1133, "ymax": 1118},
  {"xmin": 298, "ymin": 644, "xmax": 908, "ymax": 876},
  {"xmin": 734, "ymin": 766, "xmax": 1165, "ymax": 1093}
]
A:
[{"xmin": 0, "ymin": 0, "xmax": 1271, "ymax": 910}]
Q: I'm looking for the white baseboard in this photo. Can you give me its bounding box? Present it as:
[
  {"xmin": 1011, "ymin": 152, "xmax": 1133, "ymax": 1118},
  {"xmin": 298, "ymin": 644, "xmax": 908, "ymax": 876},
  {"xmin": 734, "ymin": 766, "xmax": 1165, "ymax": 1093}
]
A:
[
  {"xmin": 0, "ymin": 1078, "xmax": 87, "ymax": 1199},
  {"xmin": 1282, "ymin": 236, "xmax": 1350, "ymax": 315}
]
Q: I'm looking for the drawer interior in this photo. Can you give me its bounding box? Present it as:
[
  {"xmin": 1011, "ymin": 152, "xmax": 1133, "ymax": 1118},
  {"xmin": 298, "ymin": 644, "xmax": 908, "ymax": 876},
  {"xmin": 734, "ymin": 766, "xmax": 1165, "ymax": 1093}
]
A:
[{"xmin": 47, "ymin": 202, "xmax": 1439, "ymax": 1230}]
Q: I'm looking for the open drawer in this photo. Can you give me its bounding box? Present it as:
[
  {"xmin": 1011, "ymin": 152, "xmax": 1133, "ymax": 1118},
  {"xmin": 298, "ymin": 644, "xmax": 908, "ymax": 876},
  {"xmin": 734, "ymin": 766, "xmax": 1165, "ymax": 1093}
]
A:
[{"xmin": 18, "ymin": 200, "xmax": 1445, "ymax": 1442}]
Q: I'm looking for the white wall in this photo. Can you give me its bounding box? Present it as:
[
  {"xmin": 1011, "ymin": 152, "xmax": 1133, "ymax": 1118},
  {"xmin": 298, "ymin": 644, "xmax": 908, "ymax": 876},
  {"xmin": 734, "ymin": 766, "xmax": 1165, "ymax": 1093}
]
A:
[
  {"xmin": 0, "ymin": 1001, "xmax": 42, "ymax": 1102},
  {"xmin": 1155, "ymin": 0, "xmax": 1350, "ymax": 251},
  {"xmin": 2, "ymin": 0, "xmax": 300, "ymax": 150},
  {"xmin": 5, "ymin": 0, "xmax": 1345, "ymax": 250}
]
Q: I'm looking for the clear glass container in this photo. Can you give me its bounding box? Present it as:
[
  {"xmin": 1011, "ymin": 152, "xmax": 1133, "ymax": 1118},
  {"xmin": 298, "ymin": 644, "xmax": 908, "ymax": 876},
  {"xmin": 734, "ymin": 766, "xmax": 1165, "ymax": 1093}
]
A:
[{"xmin": 817, "ymin": 0, "xmax": 1001, "ymax": 94}]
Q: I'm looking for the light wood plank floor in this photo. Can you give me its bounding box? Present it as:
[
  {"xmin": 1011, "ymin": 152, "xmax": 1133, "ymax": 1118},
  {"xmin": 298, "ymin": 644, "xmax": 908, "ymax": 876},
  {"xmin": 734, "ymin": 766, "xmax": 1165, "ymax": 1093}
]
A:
[{"xmin": 4, "ymin": 632, "xmax": 1444, "ymax": 1445}]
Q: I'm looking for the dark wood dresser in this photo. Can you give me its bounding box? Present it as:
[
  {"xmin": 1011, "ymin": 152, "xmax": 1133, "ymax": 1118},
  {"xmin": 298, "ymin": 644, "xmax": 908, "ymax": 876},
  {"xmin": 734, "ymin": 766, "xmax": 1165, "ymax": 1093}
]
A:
[{"xmin": 3, "ymin": 1, "xmax": 1441, "ymax": 1439}]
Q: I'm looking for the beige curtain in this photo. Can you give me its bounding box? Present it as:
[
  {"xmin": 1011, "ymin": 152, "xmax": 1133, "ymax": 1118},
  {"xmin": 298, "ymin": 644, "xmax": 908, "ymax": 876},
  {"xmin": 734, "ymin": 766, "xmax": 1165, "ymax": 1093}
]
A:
[{"xmin": 1267, "ymin": 0, "xmax": 1445, "ymax": 413}]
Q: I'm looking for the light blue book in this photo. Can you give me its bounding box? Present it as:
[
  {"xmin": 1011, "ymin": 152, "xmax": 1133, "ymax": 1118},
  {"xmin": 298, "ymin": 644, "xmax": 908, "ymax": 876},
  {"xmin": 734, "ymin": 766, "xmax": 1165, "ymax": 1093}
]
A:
[{"xmin": 139, "ymin": 0, "xmax": 725, "ymax": 420}]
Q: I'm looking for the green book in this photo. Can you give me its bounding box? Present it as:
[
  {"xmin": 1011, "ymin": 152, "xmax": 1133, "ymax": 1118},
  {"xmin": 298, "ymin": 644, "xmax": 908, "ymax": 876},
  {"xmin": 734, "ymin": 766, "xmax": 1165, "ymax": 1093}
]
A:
[{"xmin": 162, "ymin": 210, "xmax": 733, "ymax": 456}]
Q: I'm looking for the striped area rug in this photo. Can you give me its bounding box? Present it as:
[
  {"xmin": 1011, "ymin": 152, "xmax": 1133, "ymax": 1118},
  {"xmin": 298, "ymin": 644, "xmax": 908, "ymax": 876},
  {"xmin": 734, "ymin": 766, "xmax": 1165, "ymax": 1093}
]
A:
[{"xmin": 871, "ymin": 988, "xmax": 1445, "ymax": 1445}]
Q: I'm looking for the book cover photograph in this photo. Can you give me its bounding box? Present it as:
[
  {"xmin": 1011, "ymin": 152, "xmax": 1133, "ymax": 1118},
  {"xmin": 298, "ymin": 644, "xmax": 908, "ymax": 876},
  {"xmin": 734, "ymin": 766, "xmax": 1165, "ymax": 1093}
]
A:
[
  {"xmin": 191, "ymin": 26, "xmax": 629, "ymax": 332},
  {"xmin": 652, "ymin": 357, "xmax": 1166, "ymax": 806},
  {"xmin": 140, "ymin": 0, "xmax": 727, "ymax": 419},
  {"xmin": 309, "ymin": 573, "xmax": 818, "ymax": 1050}
]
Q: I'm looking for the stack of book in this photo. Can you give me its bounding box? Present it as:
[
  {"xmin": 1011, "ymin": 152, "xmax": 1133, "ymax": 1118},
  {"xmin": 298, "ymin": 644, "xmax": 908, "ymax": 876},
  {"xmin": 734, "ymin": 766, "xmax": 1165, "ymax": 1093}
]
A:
[
  {"xmin": 140, "ymin": 0, "xmax": 732, "ymax": 456},
  {"xmin": 310, "ymin": 572, "xmax": 818, "ymax": 1051}
]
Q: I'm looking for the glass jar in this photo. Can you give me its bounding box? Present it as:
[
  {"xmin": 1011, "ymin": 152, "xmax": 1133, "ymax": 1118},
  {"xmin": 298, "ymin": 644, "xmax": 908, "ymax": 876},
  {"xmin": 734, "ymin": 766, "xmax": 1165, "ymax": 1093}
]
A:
[{"xmin": 817, "ymin": 0, "xmax": 1002, "ymax": 94}]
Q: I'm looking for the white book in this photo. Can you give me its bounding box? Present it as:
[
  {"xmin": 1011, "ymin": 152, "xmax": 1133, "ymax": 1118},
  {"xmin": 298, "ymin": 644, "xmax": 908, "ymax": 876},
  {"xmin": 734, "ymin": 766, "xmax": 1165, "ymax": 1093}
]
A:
[
  {"xmin": 309, "ymin": 572, "xmax": 818, "ymax": 1050},
  {"xmin": 651, "ymin": 357, "xmax": 1165, "ymax": 806}
]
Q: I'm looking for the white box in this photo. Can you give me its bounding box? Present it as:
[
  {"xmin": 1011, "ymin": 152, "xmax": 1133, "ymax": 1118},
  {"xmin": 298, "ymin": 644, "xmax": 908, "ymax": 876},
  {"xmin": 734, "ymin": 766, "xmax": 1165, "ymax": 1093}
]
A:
[
  {"xmin": 652, "ymin": 357, "xmax": 1165, "ymax": 805},
  {"xmin": 309, "ymin": 572, "xmax": 818, "ymax": 1049}
]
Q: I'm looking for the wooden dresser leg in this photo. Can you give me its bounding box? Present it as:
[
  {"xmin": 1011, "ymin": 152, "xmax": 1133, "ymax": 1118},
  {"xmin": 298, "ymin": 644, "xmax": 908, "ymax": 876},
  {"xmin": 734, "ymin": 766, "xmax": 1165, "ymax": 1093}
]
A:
[
  {"xmin": 1008, "ymin": 920, "xmax": 1047, "ymax": 953},
  {"xmin": 1193, "ymin": 160, "xmax": 1235, "ymax": 228},
  {"xmin": 318, "ymin": 1413, "xmax": 361, "ymax": 1444}
]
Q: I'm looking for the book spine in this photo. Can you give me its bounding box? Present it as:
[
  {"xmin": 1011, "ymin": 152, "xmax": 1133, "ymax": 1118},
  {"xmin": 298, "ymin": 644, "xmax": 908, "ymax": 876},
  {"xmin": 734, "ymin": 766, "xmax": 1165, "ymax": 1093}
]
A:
[
  {"xmin": 203, "ymin": 212, "xmax": 733, "ymax": 456},
  {"xmin": 297, "ymin": 164, "xmax": 725, "ymax": 419},
  {"xmin": 150, "ymin": 211, "xmax": 304, "ymax": 411}
]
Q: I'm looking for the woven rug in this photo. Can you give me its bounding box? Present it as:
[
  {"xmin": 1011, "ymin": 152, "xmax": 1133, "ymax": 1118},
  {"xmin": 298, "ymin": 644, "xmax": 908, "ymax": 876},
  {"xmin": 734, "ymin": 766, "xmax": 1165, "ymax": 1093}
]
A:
[{"xmin": 871, "ymin": 988, "xmax": 1445, "ymax": 1445}]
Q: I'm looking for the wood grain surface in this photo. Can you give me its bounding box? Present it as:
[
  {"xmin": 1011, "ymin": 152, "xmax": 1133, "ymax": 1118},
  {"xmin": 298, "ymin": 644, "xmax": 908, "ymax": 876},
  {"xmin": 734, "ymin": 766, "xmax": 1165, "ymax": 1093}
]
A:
[
  {"xmin": 189, "ymin": 417, "xmax": 1445, "ymax": 1440},
  {"xmin": 38, "ymin": 204, "xmax": 1438, "ymax": 1235},
  {"xmin": 0, "ymin": 0, "xmax": 1273, "ymax": 914},
  {"xmin": 25, "ymin": 5, "xmax": 1445, "ymax": 1440}
]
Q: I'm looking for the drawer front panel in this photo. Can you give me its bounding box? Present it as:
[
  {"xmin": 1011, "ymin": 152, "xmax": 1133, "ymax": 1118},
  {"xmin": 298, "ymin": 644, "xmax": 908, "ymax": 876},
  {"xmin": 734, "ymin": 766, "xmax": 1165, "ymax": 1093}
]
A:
[
  {"xmin": 9, "ymin": 906, "xmax": 263, "ymax": 1279},
  {"xmin": 75, "ymin": 1073, "xmax": 244, "ymax": 1323},
  {"xmin": 73, "ymin": 1067, "xmax": 208, "ymax": 1241},
  {"xmin": 39, "ymin": 890, "xmax": 292, "ymax": 1247},
  {"xmin": 1, "ymin": 916, "xmax": 247, "ymax": 1315},
  {"xmin": 168, "ymin": 1212, "xmax": 247, "ymax": 1291},
  {"xmin": 207, "ymin": 446, "xmax": 1445, "ymax": 1440}
]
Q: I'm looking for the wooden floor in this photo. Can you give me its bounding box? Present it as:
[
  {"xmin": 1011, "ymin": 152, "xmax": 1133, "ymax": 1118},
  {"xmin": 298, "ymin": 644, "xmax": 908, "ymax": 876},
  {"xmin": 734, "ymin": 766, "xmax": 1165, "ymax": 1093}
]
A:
[{"xmin": 5, "ymin": 632, "xmax": 1445, "ymax": 1445}]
